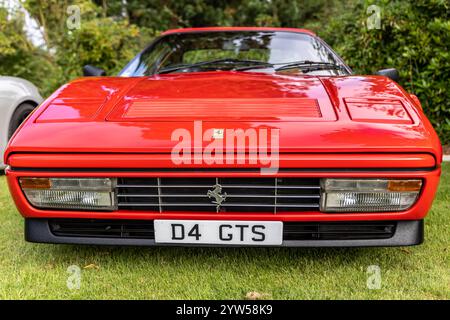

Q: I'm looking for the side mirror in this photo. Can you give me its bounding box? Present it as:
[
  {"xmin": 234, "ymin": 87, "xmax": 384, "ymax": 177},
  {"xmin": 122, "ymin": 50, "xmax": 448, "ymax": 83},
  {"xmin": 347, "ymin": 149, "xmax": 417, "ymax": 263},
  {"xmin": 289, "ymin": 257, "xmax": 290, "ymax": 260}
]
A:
[
  {"xmin": 376, "ymin": 68, "xmax": 399, "ymax": 82},
  {"xmin": 83, "ymin": 65, "xmax": 106, "ymax": 77}
]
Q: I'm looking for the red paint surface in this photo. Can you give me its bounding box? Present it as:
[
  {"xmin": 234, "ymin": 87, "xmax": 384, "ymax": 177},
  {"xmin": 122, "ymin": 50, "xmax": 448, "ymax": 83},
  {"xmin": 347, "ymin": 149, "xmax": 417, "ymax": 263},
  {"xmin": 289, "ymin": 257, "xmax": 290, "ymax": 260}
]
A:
[
  {"xmin": 5, "ymin": 167, "xmax": 441, "ymax": 221},
  {"xmin": 6, "ymin": 153, "xmax": 436, "ymax": 169},
  {"xmin": 344, "ymin": 98, "xmax": 413, "ymax": 124},
  {"xmin": 162, "ymin": 26, "xmax": 316, "ymax": 36},
  {"xmin": 4, "ymin": 73, "xmax": 442, "ymax": 156}
]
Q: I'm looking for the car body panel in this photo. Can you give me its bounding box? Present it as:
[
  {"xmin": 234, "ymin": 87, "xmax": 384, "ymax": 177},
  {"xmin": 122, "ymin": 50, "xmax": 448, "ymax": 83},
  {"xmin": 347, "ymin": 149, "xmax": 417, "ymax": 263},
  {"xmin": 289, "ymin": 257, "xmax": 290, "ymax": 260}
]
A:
[
  {"xmin": 162, "ymin": 26, "xmax": 316, "ymax": 36},
  {"xmin": 6, "ymin": 153, "xmax": 437, "ymax": 169},
  {"xmin": 0, "ymin": 76, "xmax": 43, "ymax": 169},
  {"xmin": 3, "ymin": 72, "xmax": 442, "ymax": 159}
]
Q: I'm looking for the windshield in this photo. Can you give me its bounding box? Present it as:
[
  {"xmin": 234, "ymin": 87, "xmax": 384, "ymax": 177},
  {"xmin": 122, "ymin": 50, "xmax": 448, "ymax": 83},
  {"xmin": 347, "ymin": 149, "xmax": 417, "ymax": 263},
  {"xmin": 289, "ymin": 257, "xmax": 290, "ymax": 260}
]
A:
[{"xmin": 120, "ymin": 31, "xmax": 350, "ymax": 76}]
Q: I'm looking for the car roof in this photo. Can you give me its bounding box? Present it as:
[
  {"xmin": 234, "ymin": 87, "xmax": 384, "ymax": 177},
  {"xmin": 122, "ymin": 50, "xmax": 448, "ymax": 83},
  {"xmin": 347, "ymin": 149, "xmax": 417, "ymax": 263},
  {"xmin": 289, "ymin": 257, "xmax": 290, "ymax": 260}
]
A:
[{"xmin": 162, "ymin": 27, "xmax": 316, "ymax": 36}]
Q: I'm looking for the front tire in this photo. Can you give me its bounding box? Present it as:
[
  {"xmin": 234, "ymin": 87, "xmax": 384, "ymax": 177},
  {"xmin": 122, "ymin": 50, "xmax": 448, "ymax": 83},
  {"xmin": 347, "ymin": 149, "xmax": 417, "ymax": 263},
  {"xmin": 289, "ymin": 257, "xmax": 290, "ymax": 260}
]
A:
[{"xmin": 8, "ymin": 102, "xmax": 36, "ymax": 140}]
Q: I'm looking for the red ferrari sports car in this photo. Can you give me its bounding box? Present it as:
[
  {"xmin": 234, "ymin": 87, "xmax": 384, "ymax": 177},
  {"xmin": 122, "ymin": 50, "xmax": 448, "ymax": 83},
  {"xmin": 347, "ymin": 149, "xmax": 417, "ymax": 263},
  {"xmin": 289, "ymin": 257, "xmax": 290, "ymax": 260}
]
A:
[{"xmin": 4, "ymin": 27, "xmax": 441, "ymax": 247}]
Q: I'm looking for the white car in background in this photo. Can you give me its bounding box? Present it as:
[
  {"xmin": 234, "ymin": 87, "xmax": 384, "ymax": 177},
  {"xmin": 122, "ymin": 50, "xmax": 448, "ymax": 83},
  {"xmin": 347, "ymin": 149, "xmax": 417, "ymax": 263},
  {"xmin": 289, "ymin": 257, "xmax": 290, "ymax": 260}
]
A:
[{"xmin": 0, "ymin": 76, "xmax": 43, "ymax": 170}]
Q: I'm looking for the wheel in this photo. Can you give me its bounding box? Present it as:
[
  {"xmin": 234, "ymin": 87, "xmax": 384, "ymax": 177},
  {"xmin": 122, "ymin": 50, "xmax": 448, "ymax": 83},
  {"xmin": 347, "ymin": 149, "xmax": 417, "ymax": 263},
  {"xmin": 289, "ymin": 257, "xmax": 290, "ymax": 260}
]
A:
[{"xmin": 8, "ymin": 102, "xmax": 36, "ymax": 140}]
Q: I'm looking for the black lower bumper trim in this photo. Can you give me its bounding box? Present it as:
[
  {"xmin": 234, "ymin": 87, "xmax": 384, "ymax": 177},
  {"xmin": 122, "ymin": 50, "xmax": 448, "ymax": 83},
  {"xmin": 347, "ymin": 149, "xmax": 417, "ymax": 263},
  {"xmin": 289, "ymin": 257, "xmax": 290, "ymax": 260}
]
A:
[{"xmin": 24, "ymin": 218, "xmax": 424, "ymax": 247}]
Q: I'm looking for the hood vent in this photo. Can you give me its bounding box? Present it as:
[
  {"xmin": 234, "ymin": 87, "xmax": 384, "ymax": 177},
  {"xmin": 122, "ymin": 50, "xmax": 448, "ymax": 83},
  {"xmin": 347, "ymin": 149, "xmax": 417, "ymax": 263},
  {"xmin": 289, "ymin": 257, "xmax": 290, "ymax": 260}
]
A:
[
  {"xmin": 344, "ymin": 98, "xmax": 413, "ymax": 124},
  {"xmin": 107, "ymin": 98, "xmax": 336, "ymax": 122}
]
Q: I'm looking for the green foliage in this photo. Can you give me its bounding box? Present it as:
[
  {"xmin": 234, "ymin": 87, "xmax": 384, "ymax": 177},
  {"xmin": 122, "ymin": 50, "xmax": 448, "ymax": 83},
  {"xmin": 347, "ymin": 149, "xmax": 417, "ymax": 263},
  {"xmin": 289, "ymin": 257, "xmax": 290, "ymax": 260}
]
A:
[
  {"xmin": 57, "ymin": 18, "xmax": 141, "ymax": 80},
  {"xmin": 2, "ymin": 0, "xmax": 143, "ymax": 96},
  {"xmin": 100, "ymin": 0, "xmax": 330, "ymax": 28},
  {"xmin": 0, "ymin": 0, "xmax": 331, "ymax": 97},
  {"xmin": 0, "ymin": 9, "xmax": 20, "ymax": 56},
  {"xmin": 0, "ymin": 7, "xmax": 59, "ymax": 93},
  {"xmin": 310, "ymin": 0, "xmax": 450, "ymax": 143}
]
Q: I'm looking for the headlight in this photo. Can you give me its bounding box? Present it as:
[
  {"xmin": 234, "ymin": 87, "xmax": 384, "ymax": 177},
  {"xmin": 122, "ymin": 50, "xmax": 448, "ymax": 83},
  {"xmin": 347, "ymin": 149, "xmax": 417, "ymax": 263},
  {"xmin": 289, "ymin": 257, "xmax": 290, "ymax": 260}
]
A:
[
  {"xmin": 320, "ymin": 179, "xmax": 422, "ymax": 212},
  {"xmin": 19, "ymin": 178, "xmax": 117, "ymax": 211}
]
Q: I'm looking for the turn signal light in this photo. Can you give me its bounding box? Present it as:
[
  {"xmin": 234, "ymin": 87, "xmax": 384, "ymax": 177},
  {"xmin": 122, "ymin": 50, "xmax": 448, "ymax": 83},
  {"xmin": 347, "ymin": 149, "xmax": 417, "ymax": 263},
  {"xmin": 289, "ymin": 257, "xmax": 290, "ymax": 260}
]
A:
[
  {"xmin": 19, "ymin": 178, "xmax": 117, "ymax": 211},
  {"xmin": 320, "ymin": 179, "xmax": 422, "ymax": 213}
]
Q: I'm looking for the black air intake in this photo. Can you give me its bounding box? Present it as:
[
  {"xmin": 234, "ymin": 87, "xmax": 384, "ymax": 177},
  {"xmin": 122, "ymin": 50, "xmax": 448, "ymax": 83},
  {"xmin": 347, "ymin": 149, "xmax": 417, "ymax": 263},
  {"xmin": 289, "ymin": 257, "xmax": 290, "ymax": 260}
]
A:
[{"xmin": 49, "ymin": 219, "xmax": 395, "ymax": 241}]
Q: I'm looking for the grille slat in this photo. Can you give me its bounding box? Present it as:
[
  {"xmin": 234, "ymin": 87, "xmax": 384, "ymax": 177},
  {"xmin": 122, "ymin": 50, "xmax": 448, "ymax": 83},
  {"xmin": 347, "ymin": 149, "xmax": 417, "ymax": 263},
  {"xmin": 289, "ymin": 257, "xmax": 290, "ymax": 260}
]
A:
[
  {"xmin": 117, "ymin": 177, "xmax": 321, "ymax": 213},
  {"xmin": 117, "ymin": 184, "xmax": 320, "ymax": 189},
  {"xmin": 118, "ymin": 203, "xmax": 320, "ymax": 208},
  {"xmin": 117, "ymin": 194, "xmax": 320, "ymax": 198}
]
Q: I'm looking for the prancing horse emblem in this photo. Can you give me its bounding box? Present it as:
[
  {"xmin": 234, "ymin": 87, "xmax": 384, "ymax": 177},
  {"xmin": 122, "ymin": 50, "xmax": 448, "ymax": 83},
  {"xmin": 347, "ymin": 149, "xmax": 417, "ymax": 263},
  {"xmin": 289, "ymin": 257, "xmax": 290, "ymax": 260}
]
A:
[{"xmin": 207, "ymin": 184, "xmax": 227, "ymax": 212}]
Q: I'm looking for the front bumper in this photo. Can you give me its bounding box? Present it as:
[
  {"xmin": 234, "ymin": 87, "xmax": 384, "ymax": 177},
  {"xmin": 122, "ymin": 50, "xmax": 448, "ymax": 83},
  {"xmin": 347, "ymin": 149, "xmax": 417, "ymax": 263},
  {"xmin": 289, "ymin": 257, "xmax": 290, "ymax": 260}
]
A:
[
  {"xmin": 5, "ymin": 153, "xmax": 440, "ymax": 247},
  {"xmin": 6, "ymin": 163, "xmax": 441, "ymax": 222},
  {"xmin": 25, "ymin": 218, "xmax": 424, "ymax": 247}
]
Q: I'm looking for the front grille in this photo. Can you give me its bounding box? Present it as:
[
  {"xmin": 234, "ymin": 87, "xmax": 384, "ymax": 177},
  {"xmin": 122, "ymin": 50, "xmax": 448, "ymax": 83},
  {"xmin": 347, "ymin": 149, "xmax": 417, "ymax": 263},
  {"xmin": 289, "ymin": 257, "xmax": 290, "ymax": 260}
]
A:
[
  {"xmin": 116, "ymin": 177, "xmax": 321, "ymax": 213},
  {"xmin": 48, "ymin": 219, "xmax": 396, "ymax": 241}
]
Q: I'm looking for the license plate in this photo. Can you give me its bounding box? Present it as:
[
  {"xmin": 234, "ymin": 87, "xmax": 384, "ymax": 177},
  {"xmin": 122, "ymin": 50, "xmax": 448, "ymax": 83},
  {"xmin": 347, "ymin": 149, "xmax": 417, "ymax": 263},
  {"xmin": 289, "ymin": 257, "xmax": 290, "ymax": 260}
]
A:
[{"xmin": 154, "ymin": 220, "xmax": 283, "ymax": 246}]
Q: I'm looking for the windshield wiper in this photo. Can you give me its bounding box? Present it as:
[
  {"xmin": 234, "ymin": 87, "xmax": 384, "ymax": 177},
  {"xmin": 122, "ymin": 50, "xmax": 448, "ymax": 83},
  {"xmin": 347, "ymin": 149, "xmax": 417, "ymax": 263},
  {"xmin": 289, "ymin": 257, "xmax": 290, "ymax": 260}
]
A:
[
  {"xmin": 157, "ymin": 59, "xmax": 345, "ymax": 74},
  {"xmin": 236, "ymin": 60, "xmax": 347, "ymax": 73},
  {"xmin": 275, "ymin": 60, "xmax": 346, "ymax": 73},
  {"xmin": 157, "ymin": 58, "xmax": 274, "ymax": 74}
]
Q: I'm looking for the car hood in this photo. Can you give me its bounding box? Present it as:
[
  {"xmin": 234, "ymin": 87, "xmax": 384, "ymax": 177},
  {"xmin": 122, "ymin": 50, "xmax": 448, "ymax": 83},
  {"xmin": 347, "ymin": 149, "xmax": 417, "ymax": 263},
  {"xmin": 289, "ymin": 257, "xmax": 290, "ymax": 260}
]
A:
[{"xmin": 5, "ymin": 71, "xmax": 441, "ymax": 161}]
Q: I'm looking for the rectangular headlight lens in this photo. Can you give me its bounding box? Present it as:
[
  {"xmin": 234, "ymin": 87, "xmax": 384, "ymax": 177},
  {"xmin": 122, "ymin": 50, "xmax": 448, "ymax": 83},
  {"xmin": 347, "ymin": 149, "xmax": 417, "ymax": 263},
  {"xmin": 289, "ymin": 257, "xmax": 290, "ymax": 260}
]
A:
[
  {"xmin": 320, "ymin": 179, "xmax": 422, "ymax": 212},
  {"xmin": 19, "ymin": 178, "xmax": 116, "ymax": 211}
]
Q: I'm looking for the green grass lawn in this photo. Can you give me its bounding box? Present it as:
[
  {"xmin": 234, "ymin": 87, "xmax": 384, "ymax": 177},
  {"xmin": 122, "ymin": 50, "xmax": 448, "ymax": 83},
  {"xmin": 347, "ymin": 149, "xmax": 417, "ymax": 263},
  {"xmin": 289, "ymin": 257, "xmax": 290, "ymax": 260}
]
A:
[{"xmin": 0, "ymin": 166, "xmax": 449, "ymax": 300}]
